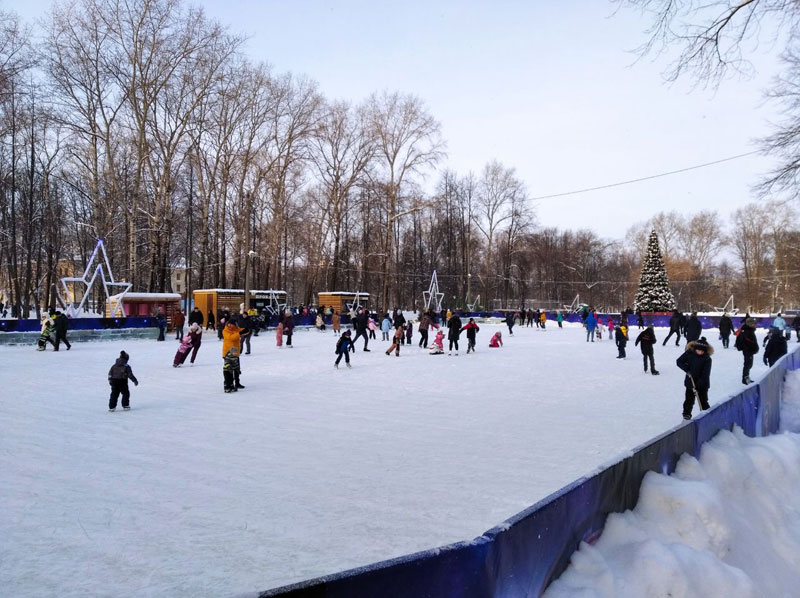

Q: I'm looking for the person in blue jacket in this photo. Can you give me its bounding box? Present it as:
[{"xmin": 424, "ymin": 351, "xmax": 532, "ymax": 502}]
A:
[
  {"xmin": 676, "ymin": 337, "xmax": 713, "ymax": 420},
  {"xmin": 381, "ymin": 314, "xmax": 392, "ymax": 341},
  {"xmin": 335, "ymin": 330, "xmax": 354, "ymax": 368},
  {"xmin": 585, "ymin": 311, "xmax": 597, "ymax": 342}
]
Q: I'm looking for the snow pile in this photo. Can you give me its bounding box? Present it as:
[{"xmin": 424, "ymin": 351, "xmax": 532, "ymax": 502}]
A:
[
  {"xmin": 780, "ymin": 369, "xmax": 800, "ymax": 433},
  {"xmin": 545, "ymin": 430, "xmax": 800, "ymax": 596}
]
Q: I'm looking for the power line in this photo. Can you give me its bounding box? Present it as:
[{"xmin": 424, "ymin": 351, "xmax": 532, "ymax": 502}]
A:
[{"xmin": 529, "ymin": 150, "xmax": 762, "ymax": 201}]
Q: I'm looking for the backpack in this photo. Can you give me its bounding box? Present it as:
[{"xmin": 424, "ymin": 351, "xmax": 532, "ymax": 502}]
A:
[{"xmin": 108, "ymin": 362, "xmax": 127, "ymax": 380}]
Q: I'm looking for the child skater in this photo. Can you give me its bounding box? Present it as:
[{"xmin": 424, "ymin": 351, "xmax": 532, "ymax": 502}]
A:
[
  {"xmin": 315, "ymin": 313, "xmax": 326, "ymax": 332},
  {"xmin": 107, "ymin": 350, "xmax": 139, "ymax": 411},
  {"xmin": 381, "ymin": 314, "xmax": 392, "ymax": 341},
  {"xmin": 607, "ymin": 318, "xmax": 615, "ymax": 340},
  {"xmin": 489, "ymin": 331, "xmax": 503, "ymax": 348},
  {"xmin": 461, "ymin": 318, "xmax": 480, "ymax": 353},
  {"xmin": 676, "ymin": 337, "xmax": 713, "ymax": 420},
  {"xmin": 615, "ymin": 322, "xmax": 628, "ymax": 358},
  {"xmin": 335, "ymin": 330, "xmax": 354, "ymax": 368},
  {"xmin": 332, "ymin": 309, "xmax": 341, "ymax": 336},
  {"xmin": 429, "ymin": 329, "xmax": 445, "ymax": 354},
  {"xmin": 386, "ymin": 324, "xmax": 404, "ymax": 356},
  {"xmin": 368, "ymin": 315, "xmax": 377, "ymax": 340},
  {"xmin": 37, "ymin": 316, "xmax": 56, "ymax": 351},
  {"xmin": 223, "ymin": 346, "xmax": 244, "ymax": 393},
  {"xmin": 405, "ymin": 321, "xmax": 413, "ymax": 345}
]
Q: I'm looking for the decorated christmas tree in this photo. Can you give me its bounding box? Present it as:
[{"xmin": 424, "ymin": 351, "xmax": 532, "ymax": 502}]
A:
[{"xmin": 633, "ymin": 229, "xmax": 676, "ymax": 312}]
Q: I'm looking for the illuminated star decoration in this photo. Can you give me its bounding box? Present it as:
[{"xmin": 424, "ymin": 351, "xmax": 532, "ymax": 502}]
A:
[
  {"xmin": 345, "ymin": 291, "xmax": 365, "ymax": 314},
  {"xmin": 422, "ymin": 270, "xmax": 444, "ymax": 312},
  {"xmin": 265, "ymin": 290, "xmax": 287, "ymax": 316},
  {"xmin": 466, "ymin": 294, "xmax": 480, "ymax": 312},
  {"xmin": 57, "ymin": 239, "xmax": 132, "ymax": 317}
]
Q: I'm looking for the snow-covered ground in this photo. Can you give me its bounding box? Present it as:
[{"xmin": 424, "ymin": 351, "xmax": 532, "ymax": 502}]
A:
[
  {"xmin": 545, "ymin": 370, "xmax": 800, "ymax": 598},
  {"xmin": 0, "ymin": 323, "xmax": 791, "ymax": 596}
]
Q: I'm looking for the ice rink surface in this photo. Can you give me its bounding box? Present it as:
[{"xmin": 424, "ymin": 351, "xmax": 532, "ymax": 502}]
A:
[{"xmin": 0, "ymin": 322, "xmax": 780, "ymax": 596}]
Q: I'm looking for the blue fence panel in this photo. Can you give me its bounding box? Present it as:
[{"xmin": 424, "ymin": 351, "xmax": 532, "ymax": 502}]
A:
[
  {"xmin": 0, "ymin": 316, "xmax": 156, "ymax": 332},
  {"xmin": 261, "ymin": 344, "xmax": 800, "ymax": 598}
]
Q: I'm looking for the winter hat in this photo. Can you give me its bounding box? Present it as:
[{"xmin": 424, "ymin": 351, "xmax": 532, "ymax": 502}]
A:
[
  {"xmin": 120, "ymin": 350, "xmax": 129, "ymax": 361},
  {"xmin": 693, "ymin": 337, "xmax": 710, "ymax": 353},
  {"xmin": 746, "ymin": 318, "xmax": 756, "ymax": 327},
  {"xmin": 343, "ymin": 330, "xmax": 351, "ymax": 336},
  {"xmin": 189, "ymin": 322, "xmax": 199, "ymax": 332}
]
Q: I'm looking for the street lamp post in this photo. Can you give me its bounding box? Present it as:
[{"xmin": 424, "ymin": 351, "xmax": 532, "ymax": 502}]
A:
[{"xmin": 244, "ymin": 250, "xmax": 257, "ymax": 312}]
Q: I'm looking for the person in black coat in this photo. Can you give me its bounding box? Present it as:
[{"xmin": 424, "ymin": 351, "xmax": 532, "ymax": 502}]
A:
[
  {"xmin": 447, "ymin": 313, "xmax": 462, "ymax": 354},
  {"xmin": 636, "ymin": 310, "xmax": 644, "ymax": 329},
  {"xmin": 393, "ymin": 308, "xmax": 406, "ymax": 329},
  {"xmin": 763, "ymin": 327, "xmax": 788, "ymax": 367},
  {"xmin": 505, "ymin": 312, "xmax": 515, "ymax": 336},
  {"xmin": 676, "ymin": 337, "xmax": 713, "ymax": 420},
  {"xmin": 108, "ymin": 350, "xmax": 139, "ymax": 411},
  {"xmin": 188, "ymin": 307, "xmax": 204, "ymax": 328},
  {"xmin": 734, "ymin": 318, "xmax": 759, "ymax": 385},
  {"xmin": 353, "ymin": 309, "xmax": 370, "ymax": 351},
  {"xmin": 206, "ymin": 310, "xmax": 216, "ymax": 330},
  {"xmin": 662, "ymin": 310, "xmax": 682, "ymax": 346},
  {"xmin": 155, "ymin": 310, "xmax": 166, "ymax": 341},
  {"xmin": 53, "ymin": 310, "xmax": 71, "ymax": 351},
  {"xmin": 684, "ymin": 312, "xmax": 702, "ymax": 343},
  {"xmin": 718, "ymin": 313, "xmax": 734, "ymax": 349},
  {"xmin": 635, "ymin": 326, "xmax": 659, "ymax": 375},
  {"xmin": 614, "ymin": 324, "xmax": 628, "ymax": 359}
]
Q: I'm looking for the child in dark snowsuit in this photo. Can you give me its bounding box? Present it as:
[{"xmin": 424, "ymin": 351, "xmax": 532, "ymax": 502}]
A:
[
  {"xmin": 676, "ymin": 337, "xmax": 713, "ymax": 420},
  {"xmin": 405, "ymin": 322, "xmax": 413, "ymax": 345},
  {"xmin": 223, "ymin": 346, "xmax": 244, "ymax": 393},
  {"xmin": 108, "ymin": 350, "xmax": 139, "ymax": 411},
  {"xmin": 763, "ymin": 327, "xmax": 788, "ymax": 367},
  {"xmin": 335, "ymin": 330, "xmax": 354, "ymax": 368},
  {"xmin": 460, "ymin": 318, "xmax": 480, "ymax": 353},
  {"xmin": 614, "ymin": 324, "xmax": 628, "ymax": 358},
  {"xmin": 635, "ymin": 326, "xmax": 660, "ymax": 374}
]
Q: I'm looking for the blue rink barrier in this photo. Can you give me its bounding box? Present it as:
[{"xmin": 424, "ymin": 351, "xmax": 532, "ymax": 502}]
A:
[
  {"xmin": 259, "ymin": 344, "xmax": 800, "ymax": 598},
  {"xmin": 0, "ymin": 316, "xmax": 156, "ymax": 333}
]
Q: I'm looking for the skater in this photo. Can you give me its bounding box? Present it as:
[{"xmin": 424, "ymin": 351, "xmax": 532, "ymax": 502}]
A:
[
  {"xmin": 155, "ymin": 309, "xmax": 167, "ymax": 341},
  {"xmin": 505, "ymin": 311, "xmax": 515, "ymax": 336},
  {"xmin": 460, "ymin": 318, "xmax": 480, "ymax": 353},
  {"xmin": 405, "ymin": 321, "xmax": 413, "ymax": 345},
  {"xmin": 448, "ymin": 312, "xmax": 463, "ymax": 355},
  {"xmin": 206, "ymin": 310, "xmax": 216, "ymax": 331},
  {"xmin": 332, "ymin": 309, "xmax": 341, "ymax": 336},
  {"xmin": 381, "ymin": 313, "xmax": 392, "ymax": 341},
  {"xmin": 429, "ymin": 329, "xmax": 445, "ymax": 354},
  {"xmin": 238, "ymin": 312, "xmax": 254, "ymax": 355},
  {"xmin": 636, "ymin": 310, "xmax": 644, "ymax": 329},
  {"xmin": 393, "ymin": 308, "xmax": 406, "ymax": 329},
  {"xmin": 773, "ymin": 312, "xmax": 787, "ymax": 332},
  {"xmin": 684, "ymin": 312, "xmax": 702, "ymax": 344},
  {"xmin": 368, "ymin": 315, "xmax": 377, "ymax": 340},
  {"xmin": 585, "ymin": 311, "xmax": 597, "ymax": 342},
  {"xmin": 539, "ymin": 311, "xmax": 546, "ymax": 329},
  {"xmin": 635, "ymin": 325, "xmax": 660, "ymax": 374},
  {"xmin": 556, "ymin": 311, "xmax": 563, "ymax": 329},
  {"xmin": 763, "ymin": 327, "xmax": 788, "ymax": 367},
  {"xmin": 222, "ymin": 320, "xmax": 246, "ymax": 358},
  {"xmin": 489, "ymin": 331, "xmax": 503, "ymax": 347},
  {"xmin": 276, "ymin": 320, "xmax": 284, "ymax": 347},
  {"xmin": 173, "ymin": 310, "xmax": 186, "ymax": 340},
  {"xmin": 607, "ymin": 317, "xmax": 615, "ymax": 341},
  {"xmin": 189, "ymin": 306, "xmax": 204, "ymax": 328},
  {"xmin": 793, "ymin": 313, "xmax": 800, "ymax": 342},
  {"xmin": 223, "ymin": 346, "xmax": 244, "ymax": 393},
  {"xmin": 217, "ymin": 309, "xmax": 228, "ymax": 340},
  {"xmin": 53, "ymin": 310, "xmax": 71, "ymax": 351},
  {"xmin": 334, "ymin": 330, "xmax": 354, "ymax": 368},
  {"xmin": 108, "ymin": 350, "xmax": 139, "ymax": 411},
  {"xmin": 37, "ymin": 316, "xmax": 56, "ymax": 351},
  {"xmin": 315, "ymin": 313, "xmax": 326, "ymax": 332},
  {"xmin": 353, "ymin": 309, "xmax": 370, "ymax": 351},
  {"xmin": 386, "ymin": 324, "xmax": 404, "ymax": 356},
  {"xmin": 174, "ymin": 322, "xmax": 202, "ymax": 366},
  {"xmin": 282, "ymin": 312, "xmax": 294, "ymax": 348},
  {"xmin": 418, "ymin": 311, "xmax": 435, "ymax": 348},
  {"xmin": 734, "ymin": 318, "xmax": 759, "ymax": 385},
  {"xmin": 615, "ymin": 322, "xmax": 628, "ymax": 358},
  {"xmin": 719, "ymin": 312, "xmax": 734, "ymax": 349},
  {"xmin": 662, "ymin": 310, "xmax": 682, "ymax": 346},
  {"xmin": 676, "ymin": 337, "xmax": 713, "ymax": 420}
]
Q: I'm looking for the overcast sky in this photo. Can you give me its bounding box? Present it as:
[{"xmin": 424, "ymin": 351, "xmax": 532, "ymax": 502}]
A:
[{"xmin": 12, "ymin": 0, "xmax": 785, "ymax": 238}]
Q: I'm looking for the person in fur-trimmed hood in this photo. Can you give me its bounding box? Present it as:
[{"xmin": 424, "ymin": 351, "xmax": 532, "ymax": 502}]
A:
[{"xmin": 676, "ymin": 337, "xmax": 713, "ymax": 420}]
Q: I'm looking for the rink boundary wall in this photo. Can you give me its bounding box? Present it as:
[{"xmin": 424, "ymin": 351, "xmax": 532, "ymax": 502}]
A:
[{"xmin": 259, "ymin": 344, "xmax": 800, "ymax": 598}]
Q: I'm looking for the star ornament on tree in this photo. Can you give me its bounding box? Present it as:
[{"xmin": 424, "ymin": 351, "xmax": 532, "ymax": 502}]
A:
[{"xmin": 422, "ymin": 270, "xmax": 444, "ymax": 311}]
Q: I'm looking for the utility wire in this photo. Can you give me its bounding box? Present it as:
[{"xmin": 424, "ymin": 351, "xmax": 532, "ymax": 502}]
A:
[{"xmin": 529, "ymin": 150, "xmax": 762, "ymax": 201}]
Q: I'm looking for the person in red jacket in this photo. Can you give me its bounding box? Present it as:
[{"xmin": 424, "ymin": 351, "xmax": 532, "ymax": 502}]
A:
[
  {"xmin": 460, "ymin": 318, "xmax": 480, "ymax": 353},
  {"xmin": 173, "ymin": 310, "xmax": 186, "ymax": 340},
  {"xmin": 489, "ymin": 331, "xmax": 503, "ymax": 348}
]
